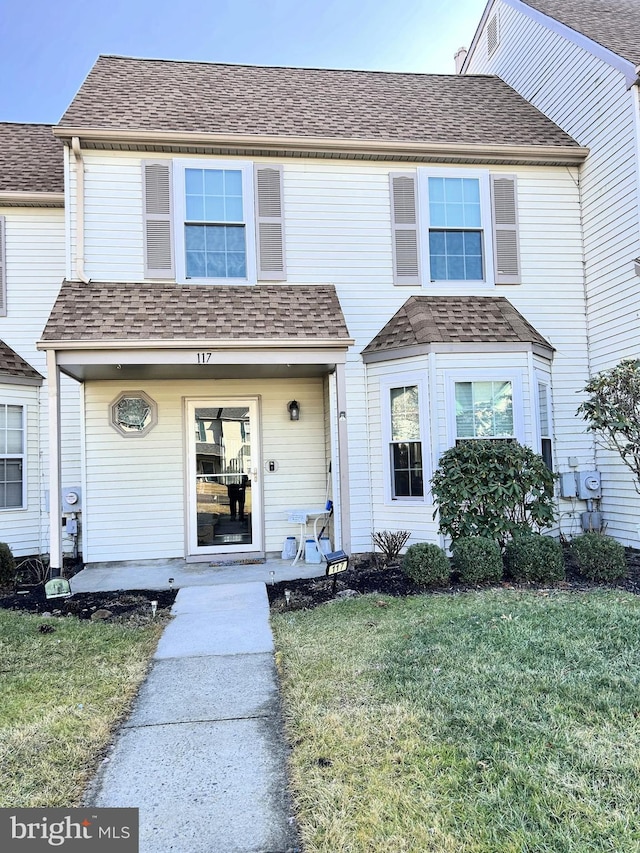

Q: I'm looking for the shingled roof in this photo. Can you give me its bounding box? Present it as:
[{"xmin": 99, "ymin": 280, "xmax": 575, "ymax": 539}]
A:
[
  {"xmin": 40, "ymin": 281, "xmax": 351, "ymax": 344},
  {"xmin": 0, "ymin": 340, "xmax": 42, "ymax": 381},
  {"xmin": 57, "ymin": 55, "xmax": 579, "ymax": 151},
  {"xmin": 0, "ymin": 123, "xmax": 63, "ymax": 195},
  {"xmin": 523, "ymin": 0, "xmax": 640, "ymax": 66},
  {"xmin": 362, "ymin": 296, "xmax": 551, "ymax": 358}
]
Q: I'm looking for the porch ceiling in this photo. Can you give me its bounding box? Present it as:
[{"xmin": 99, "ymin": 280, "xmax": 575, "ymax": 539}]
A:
[{"xmin": 56, "ymin": 359, "xmax": 338, "ymax": 382}]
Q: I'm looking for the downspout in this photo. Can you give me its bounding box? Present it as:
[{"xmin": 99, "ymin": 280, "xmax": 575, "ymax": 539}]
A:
[{"xmin": 71, "ymin": 137, "xmax": 90, "ymax": 283}]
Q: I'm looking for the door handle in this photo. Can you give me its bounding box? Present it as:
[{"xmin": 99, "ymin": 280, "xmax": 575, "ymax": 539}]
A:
[{"xmin": 252, "ymin": 467, "xmax": 258, "ymax": 484}]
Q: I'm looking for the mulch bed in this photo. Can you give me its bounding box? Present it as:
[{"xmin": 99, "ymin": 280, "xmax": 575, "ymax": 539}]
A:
[
  {"xmin": 267, "ymin": 548, "xmax": 640, "ymax": 613},
  {"xmin": 0, "ymin": 586, "xmax": 177, "ymax": 624},
  {"xmin": 2, "ymin": 548, "xmax": 640, "ymax": 622}
]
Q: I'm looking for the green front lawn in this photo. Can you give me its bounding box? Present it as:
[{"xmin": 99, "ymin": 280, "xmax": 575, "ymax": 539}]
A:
[
  {"xmin": 273, "ymin": 590, "xmax": 640, "ymax": 852},
  {"xmin": 0, "ymin": 610, "xmax": 163, "ymax": 807}
]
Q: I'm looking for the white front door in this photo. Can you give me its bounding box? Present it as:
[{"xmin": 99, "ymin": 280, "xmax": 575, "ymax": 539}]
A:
[{"xmin": 186, "ymin": 398, "xmax": 262, "ymax": 556}]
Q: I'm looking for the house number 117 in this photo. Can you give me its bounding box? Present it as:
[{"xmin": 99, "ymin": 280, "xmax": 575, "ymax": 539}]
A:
[{"xmin": 197, "ymin": 352, "xmax": 212, "ymax": 364}]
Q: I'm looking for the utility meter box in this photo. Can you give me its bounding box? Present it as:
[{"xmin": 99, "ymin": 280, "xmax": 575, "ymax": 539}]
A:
[
  {"xmin": 577, "ymin": 471, "xmax": 602, "ymax": 500},
  {"xmin": 61, "ymin": 487, "xmax": 82, "ymax": 513},
  {"xmin": 560, "ymin": 472, "xmax": 578, "ymax": 498}
]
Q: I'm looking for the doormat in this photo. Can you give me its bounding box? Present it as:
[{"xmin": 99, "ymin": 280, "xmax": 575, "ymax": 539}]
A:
[{"xmin": 208, "ymin": 558, "xmax": 267, "ymax": 567}]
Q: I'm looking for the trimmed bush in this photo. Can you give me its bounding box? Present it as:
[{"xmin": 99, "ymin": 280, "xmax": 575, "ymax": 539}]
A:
[
  {"xmin": 402, "ymin": 543, "xmax": 450, "ymax": 587},
  {"xmin": 430, "ymin": 440, "xmax": 556, "ymax": 548},
  {"xmin": 0, "ymin": 542, "xmax": 16, "ymax": 587},
  {"xmin": 570, "ymin": 532, "xmax": 627, "ymax": 582},
  {"xmin": 504, "ymin": 534, "xmax": 565, "ymax": 583},
  {"xmin": 451, "ymin": 537, "xmax": 503, "ymax": 585}
]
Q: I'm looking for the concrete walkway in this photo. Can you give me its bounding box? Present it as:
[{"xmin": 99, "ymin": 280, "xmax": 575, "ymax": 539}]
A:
[
  {"xmin": 71, "ymin": 556, "xmax": 325, "ymax": 593},
  {"xmin": 85, "ymin": 582, "xmax": 300, "ymax": 853}
]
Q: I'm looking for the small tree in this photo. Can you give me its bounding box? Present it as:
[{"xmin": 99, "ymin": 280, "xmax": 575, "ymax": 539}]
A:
[
  {"xmin": 431, "ymin": 440, "xmax": 556, "ymax": 549},
  {"xmin": 577, "ymin": 359, "xmax": 640, "ymax": 493}
]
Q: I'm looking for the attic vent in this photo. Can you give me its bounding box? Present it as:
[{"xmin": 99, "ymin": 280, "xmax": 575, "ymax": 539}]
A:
[{"xmin": 487, "ymin": 14, "xmax": 499, "ymax": 56}]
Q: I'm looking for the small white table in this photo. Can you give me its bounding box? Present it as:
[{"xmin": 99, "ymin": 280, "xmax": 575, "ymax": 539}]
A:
[{"xmin": 286, "ymin": 507, "xmax": 329, "ymax": 565}]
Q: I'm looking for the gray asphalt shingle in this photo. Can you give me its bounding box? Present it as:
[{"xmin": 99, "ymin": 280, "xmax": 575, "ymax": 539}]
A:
[
  {"xmin": 41, "ymin": 281, "xmax": 351, "ymax": 343},
  {"xmin": 363, "ymin": 296, "xmax": 551, "ymax": 354},
  {"xmin": 0, "ymin": 340, "xmax": 42, "ymax": 379},
  {"xmin": 58, "ymin": 55, "xmax": 579, "ymax": 150},
  {"xmin": 524, "ymin": 0, "xmax": 640, "ymax": 65},
  {"xmin": 0, "ymin": 123, "xmax": 63, "ymax": 194}
]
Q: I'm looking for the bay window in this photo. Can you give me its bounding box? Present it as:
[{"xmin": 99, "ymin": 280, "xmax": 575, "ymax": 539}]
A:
[
  {"xmin": 389, "ymin": 385, "xmax": 424, "ymax": 499},
  {"xmin": 454, "ymin": 380, "xmax": 514, "ymax": 440}
]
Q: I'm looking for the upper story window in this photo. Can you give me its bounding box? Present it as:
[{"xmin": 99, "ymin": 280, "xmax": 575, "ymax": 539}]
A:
[
  {"xmin": 185, "ymin": 168, "xmax": 247, "ymax": 279},
  {"xmin": 176, "ymin": 160, "xmax": 256, "ymax": 284},
  {"xmin": 389, "ymin": 170, "xmax": 520, "ymax": 287},
  {"xmin": 0, "ymin": 404, "xmax": 24, "ymax": 509},
  {"xmin": 427, "ymin": 177, "xmax": 484, "ymax": 281},
  {"xmin": 142, "ymin": 159, "xmax": 286, "ymax": 284}
]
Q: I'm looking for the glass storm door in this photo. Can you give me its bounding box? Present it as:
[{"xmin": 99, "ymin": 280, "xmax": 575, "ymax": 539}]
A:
[{"xmin": 187, "ymin": 399, "xmax": 261, "ymax": 555}]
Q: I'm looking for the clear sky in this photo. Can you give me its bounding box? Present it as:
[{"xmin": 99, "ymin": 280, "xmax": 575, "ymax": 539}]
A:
[{"xmin": 1, "ymin": 0, "xmax": 489, "ymax": 124}]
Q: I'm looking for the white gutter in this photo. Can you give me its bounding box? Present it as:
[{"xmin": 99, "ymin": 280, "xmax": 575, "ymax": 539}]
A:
[
  {"xmin": 71, "ymin": 137, "xmax": 90, "ymax": 283},
  {"xmin": 0, "ymin": 191, "xmax": 64, "ymax": 207},
  {"xmin": 36, "ymin": 337, "xmax": 355, "ymax": 351},
  {"xmin": 54, "ymin": 127, "xmax": 589, "ymax": 167}
]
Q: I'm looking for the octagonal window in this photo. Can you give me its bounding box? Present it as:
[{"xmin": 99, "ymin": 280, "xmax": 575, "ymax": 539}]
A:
[{"xmin": 110, "ymin": 392, "xmax": 157, "ymax": 437}]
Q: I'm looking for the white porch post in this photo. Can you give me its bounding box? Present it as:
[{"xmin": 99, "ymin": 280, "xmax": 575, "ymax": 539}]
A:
[
  {"xmin": 46, "ymin": 349, "xmax": 63, "ymax": 576},
  {"xmin": 335, "ymin": 361, "xmax": 351, "ymax": 554}
]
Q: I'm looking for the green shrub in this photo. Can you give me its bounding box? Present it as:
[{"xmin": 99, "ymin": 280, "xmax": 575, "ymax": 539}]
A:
[
  {"xmin": 0, "ymin": 542, "xmax": 16, "ymax": 587},
  {"xmin": 504, "ymin": 534, "xmax": 565, "ymax": 583},
  {"xmin": 402, "ymin": 543, "xmax": 450, "ymax": 587},
  {"xmin": 451, "ymin": 537, "xmax": 503, "ymax": 585},
  {"xmin": 430, "ymin": 441, "xmax": 556, "ymax": 548},
  {"xmin": 570, "ymin": 533, "xmax": 627, "ymax": 582}
]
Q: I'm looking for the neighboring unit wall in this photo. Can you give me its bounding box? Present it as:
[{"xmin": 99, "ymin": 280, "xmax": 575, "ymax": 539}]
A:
[
  {"xmin": 0, "ymin": 382, "xmax": 41, "ymax": 555},
  {"xmin": 466, "ymin": 0, "xmax": 640, "ymax": 543},
  {"xmin": 0, "ymin": 206, "xmax": 80, "ymax": 556}
]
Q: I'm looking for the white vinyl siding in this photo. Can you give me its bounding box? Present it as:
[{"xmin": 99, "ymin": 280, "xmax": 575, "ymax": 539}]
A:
[
  {"xmin": 82, "ymin": 377, "xmax": 327, "ymax": 563},
  {"xmin": 0, "ymin": 207, "xmax": 81, "ymax": 555},
  {"xmin": 466, "ymin": 0, "xmax": 640, "ymax": 543},
  {"xmin": 70, "ymin": 155, "xmax": 589, "ymax": 554}
]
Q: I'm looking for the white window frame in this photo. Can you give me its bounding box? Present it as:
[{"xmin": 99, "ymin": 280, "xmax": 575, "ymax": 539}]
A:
[
  {"xmin": 535, "ymin": 371, "xmax": 554, "ymax": 470},
  {"xmin": 444, "ymin": 370, "xmax": 524, "ymax": 448},
  {"xmin": 380, "ymin": 373, "xmax": 430, "ymax": 505},
  {"xmin": 0, "ymin": 402, "xmax": 25, "ymax": 511},
  {"xmin": 417, "ymin": 168, "xmax": 494, "ymax": 286},
  {"xmin": 173, "ymin": 159, "xmax": 257, "ymax": 285}
]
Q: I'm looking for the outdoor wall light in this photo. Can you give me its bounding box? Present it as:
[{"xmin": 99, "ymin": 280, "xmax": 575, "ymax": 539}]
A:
[
  {"xmin": 288, "ymin": 400, "xmax": 300, "ymax": 421},
  {"xmin": 339, "ymin": 411, "xmax": 347, "ymax": 422}
]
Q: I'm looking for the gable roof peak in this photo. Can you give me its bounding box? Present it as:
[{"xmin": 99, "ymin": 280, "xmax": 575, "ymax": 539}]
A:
[{"xmin": 521, "ymin": 0, "xmax": 640, "ymax": 67}]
